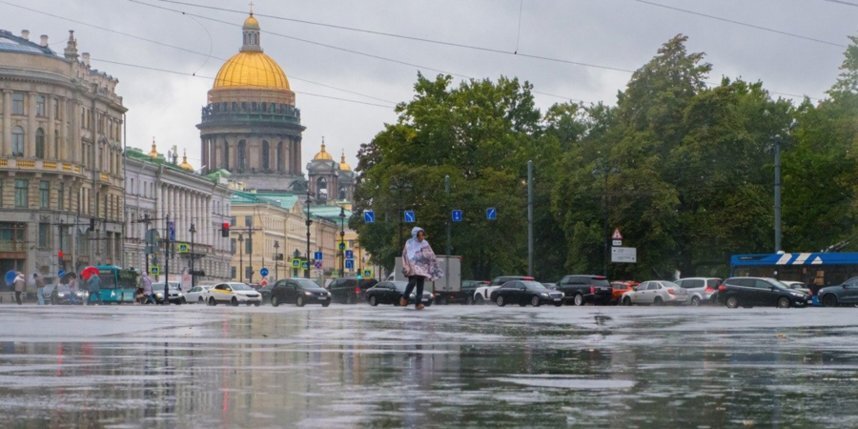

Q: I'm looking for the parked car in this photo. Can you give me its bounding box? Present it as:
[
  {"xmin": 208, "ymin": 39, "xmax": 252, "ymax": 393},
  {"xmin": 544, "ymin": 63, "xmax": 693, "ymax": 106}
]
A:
[
  {"xmin": 491, "ymin": 281, "xmax": 564, "ymax": 307},
  {"xmin": 462, "ymin": 280, "xmax": 489, "ymax": 305},
  {"xmin": 674, "ymin": 277, "xmax": 722, "ymax": 306},
  {"xmin": 185, "ymin": 285, "xmax": 214, "ymax": 304},
  {"xmin": 270, "ymin": 278, "xmax": 331, "ymax": 307},
  {"xmin": 620, "ymin": 280, "xmax": 688, "ymax": 305},
  {"xmin": 818, "ymin": 276, "xmax": 858, "ymax": 307},
  {"xmin": 781, "ymin": 280, "xmax": 811, "ymax": 296},
  {"xmin": 328, "ymin": 277, "xmax": 378, "ymax": 304},
  {"xmin": 556, "ymin": 274, "xmax": 612, "ymax": 306},
  {"xmin": 207, "ymin": 282, "xmax": 262, "ymax": 306},
  {"xmin": 717, "ymin": 277, "xmax": 808, "ymax": 308},
  {"xmin": 610, "ymin": 281, "xmax": 639, "ymax": 305},
  {"xmin": 257, "ymin": 283, "xmax": 274, "ymax": 303},
  {"xmin": 366, "ymin": 281, "xmax": 434, "ymax": 306},
  {"xmin": 473, "ymin": 276, "xmax": 534, "ymax": 304},
  {"xmin": 50, "ymin": 284, "xmax": 87, "ymax": 305},
  {"xmin": 152, "ymin": 282, "xmax": 185, "ymax": 304}
]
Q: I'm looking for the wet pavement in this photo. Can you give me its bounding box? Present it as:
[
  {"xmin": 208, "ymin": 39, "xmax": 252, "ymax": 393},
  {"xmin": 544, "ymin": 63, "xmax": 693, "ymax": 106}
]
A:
[{"xmin": 0, "ymin": 303, "xmax": 855, "ymax": 428}]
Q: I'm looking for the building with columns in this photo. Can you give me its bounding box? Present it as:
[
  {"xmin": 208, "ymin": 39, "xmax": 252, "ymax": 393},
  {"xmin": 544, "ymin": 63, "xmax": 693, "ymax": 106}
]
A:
[
  {"xmin": 307, "ymin": 141, "xmax": 355, "ymax": 204},
  {"xmin": 124, "ymin": 144, "xmax": 233, "ymax": 284},
  {"xmin": 0, "ymin": 28, "xmax": 126, "ymax": 283},
  {"xmin": 197, "ymin": 12, "xmax": 304, "ymax": 192}
]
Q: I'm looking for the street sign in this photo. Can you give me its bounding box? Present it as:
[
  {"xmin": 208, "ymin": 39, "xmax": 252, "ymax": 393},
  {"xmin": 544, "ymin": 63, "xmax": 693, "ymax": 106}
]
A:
[
  {"xmin": 302, "ymin": 262, "xmax": 310, "ymax": 270},
  {"xmin": 339, "ymin": 242, "xmax": 346, "ymax": 250},
  {"xmin": 150, "ymin": 265, "xmax": 160, "ymax": 275},
  {"xmin": 363, "ymin": 269, "xmax": 372, "ymax": 278},
  {"xmin": 168, "ymin": 221, "xmax": 175, "ymax": 241},
  {"xmin": 404, "ymin": 210, "xmax": 415, "ymax": 223},
  {"xmin": 611, "ymin": 247, "xmax": 637, "ymax": 263},
  {"xmin": 314, "ymin": 251, "xmax": 323, "ymax": 260},
  {"xmin": 452, "ymin": 209, "xmax": 463, "ymax": 222},
  {"xmin": 612, "ymin": 240, "xmax": 623, "ymax": 247},
  {"xmin": 260, "ymin": 267, "xmax": 269, "ymax": 277},
  {"xmin": 176, "ymin": 243, "xmax": 190, "ymax": 253},
  {"xmin": 314, "ymin": 260, "xmax": 322, "ymax": 269},
  {"xmin": 57, "ymin": 269, "xmax": 65, "ymax": 278},
  {"xmin": 612, "ymin": 228, "xmax": 623, "ymax": 240},
  {"xmin": 364, "ymin": 210, "xmax": 375, "ymax": 223},
  {"xmin": 486, "ymin": 207, "xmax": 497, "ymax": 221},
  {"xmin": 345, "ymin": 259, "xmax": 354, "ymax": 270},
  {"xmin": 292, "ymin": 258, "xmax": 301, "ymax": 268},
  {"xmin": 345, "ymin": 250, "xmax": 354, "ymax": 259}
]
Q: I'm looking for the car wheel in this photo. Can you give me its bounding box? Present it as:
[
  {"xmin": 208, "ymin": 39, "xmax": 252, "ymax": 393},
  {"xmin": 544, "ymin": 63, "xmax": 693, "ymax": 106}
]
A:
[
  {"xmin": 496, "ymin": 296, "xmax": 505, "ymax": 307},
  {"xmin": 322, "ymin": 302, "xmax": 330, "ymax": 307},
  {"xmin": 531, "ymin": 296, "xmax": 541, "ymax": 307},
  {"xmin": 271, "ymin": 295, "xmax": 280, "ymax": 307},
  {"xmin": 198, "ymin": 297, "xmax": 204, "ymax": 304},
  {"xmin": 518, "ymin": 302, "xmax": 527, "ymax": 307},
  {"xmin": 253, "ymin": 302, "xmax": 260, "ymax": 307},
  {"xmin": 466, "ymin": 295, "xmax": 474, "ymax": 305},
  {"xmin": 622, "ymin": 296, "xmax": 632, "ymax": 306},
  {"xmin": 231, "ymin": 297, "xmax": 238, "ymax": 307},
  {"xmin": 822, "ymin": 294, "xmax": 838, "ymax": 307},
  {"xmin": 553, "ymin": 302, "xmax": 562, "ymax": 307},
  {"xmin": 777, "ymin": 297, "xmax": 791, "ymax": 308},
  {"xmin": 296, "ymin": 296, "xmax": 305, "ymax": 307},
  {"xmin": 181, "ymin": 297, "xmax": 187, "ymax": 304},
  {"xmin": 208, "ymin": 297, "xmax": 216, "ymax": 306},
  {"xmin": 573, "ymin": 294, "xmax": 584, "ymax": 306},
  {"xmin": 653, "ymin": 297, "xmax": 664, "ymax": 306},
  {"xmin": 369, "ymin": 296, "xmax": 378, "ymax": 306},
  {"xmin": 474, "ymin": 295, "xmax": 485, "ymax": 305},
  {"xmin": 690, "ymin": 296, "xmax": 701, "ymax": 306},
  {"xmin": 726, "ymin": 296, "xmax": 739, "ymax": 309}
]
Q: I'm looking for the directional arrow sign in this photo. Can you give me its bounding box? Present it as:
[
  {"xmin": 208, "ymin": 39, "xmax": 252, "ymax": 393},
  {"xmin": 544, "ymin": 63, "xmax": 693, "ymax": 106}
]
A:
[
  {"xmin": 259, "ymin": 267, "xmax": 269, "ymax": 277},
  {"xmin": 452, "ymin": 209, "xmax": 463, "ymax": 222},
  {"xmin": 345, "ymin": 259, "xmax": 355, "ymax": 270},
  {"xmin": 404, "ymin": 210, "xmax": 415, "ymax": 223},
  {"xmin": 486, "ymin": 207, "xmax": 497, "ymax": 221},
  {"xmin": 314, "ymin": 251, "xmax": 323, "ymax": 260},
  {"xmin": 364, "ymin": 210, "xmax": 375, "ymax": 223}
]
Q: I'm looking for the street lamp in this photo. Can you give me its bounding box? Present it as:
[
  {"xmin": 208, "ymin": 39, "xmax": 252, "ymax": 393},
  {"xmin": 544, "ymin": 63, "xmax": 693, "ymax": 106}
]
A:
[
  {"xmin": 238, "ymin": 233, "xmax": 244, "ymax": 283},
  {"xmin": 273, "ymin": 240, "xmax": 280, "ymax": 281},
  {"xmin": 293, "ymin": 248, "xmax": 301, "ymax": 278},
  {"xmin": 339, "ymin": 205, "xmax": 346, "ymax": 278},
  {"xmin": 305, "ymin": 187, "xmax": 312, "ymax": 279},
  {"xmin": 189, "ymin": 222, "xmax": 196, "ymax": 288}
]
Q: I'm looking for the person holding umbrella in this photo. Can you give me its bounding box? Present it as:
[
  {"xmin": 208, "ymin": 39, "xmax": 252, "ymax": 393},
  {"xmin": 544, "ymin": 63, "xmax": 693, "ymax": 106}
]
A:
[{"xmin": 83, "ymin": 267, "xmax": 102, "ymax": 305}]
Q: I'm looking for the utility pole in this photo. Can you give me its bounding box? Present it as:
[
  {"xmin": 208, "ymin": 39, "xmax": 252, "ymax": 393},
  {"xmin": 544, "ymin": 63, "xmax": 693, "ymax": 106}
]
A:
[
  {"xmin": 774, "ymin": 134, "xmax": 782, "ymax": 253},
  {"xmin": 527, "ymin": 160, "xmax": 534, "ymax": 277},
  {"xmin": 445, "ymin": 175, "xmax": 451, "ymax": 292},
  {"xmin": 163, "ymin": 213, "xmax": 172, "ymax": 305},
  {"xmin": 189, "ymin": 222, "xmax": 196, "ymax": 288},
  {"xmin": 305, "ymin": 187, "xmax": 312, "ymax": 279}
]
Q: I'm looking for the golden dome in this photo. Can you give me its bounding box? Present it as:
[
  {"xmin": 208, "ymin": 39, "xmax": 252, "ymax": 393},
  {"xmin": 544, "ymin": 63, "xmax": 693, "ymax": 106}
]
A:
[
  {"xmin": 149, "ymin": 137, "xmax": 158, "ymax": 158},
  {"xmin": 179, "ymin": 150, "xmax": 194, "ymax": 171},
  {"xmin": 213, "ymin": 52, "xmax": 290, "ymax": 90},
  {"xmin": 339, "ymin": 151, "xmax": 352, "ymax": 172},
  {"xmin": 313, "ymin": 141, "xmax": 333, "ymax": 161},
  {"xmin": 243, "ymin": 14, "xmax": 259, "ymax": 29}
]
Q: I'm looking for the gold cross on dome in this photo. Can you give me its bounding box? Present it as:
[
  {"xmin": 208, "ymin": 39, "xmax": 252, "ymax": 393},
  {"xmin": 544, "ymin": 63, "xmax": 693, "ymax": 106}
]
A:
[{"xmin": 249, "ymin": 0, "xmax": 254, "ymax": 14}]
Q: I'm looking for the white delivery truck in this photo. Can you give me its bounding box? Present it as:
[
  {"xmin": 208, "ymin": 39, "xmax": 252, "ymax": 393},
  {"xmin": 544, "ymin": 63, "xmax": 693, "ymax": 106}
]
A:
[{"xmin": 394, "ymin": 255, "xmax": 462, "ymax": 304}]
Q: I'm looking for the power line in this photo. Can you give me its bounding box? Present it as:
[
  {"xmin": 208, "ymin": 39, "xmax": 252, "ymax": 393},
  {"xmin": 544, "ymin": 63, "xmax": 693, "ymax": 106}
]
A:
[
  {"xmin": 634, "ymin": 0, "xmax": 847, "ymax": 48},
  {"xmin": 822, "ymin": 0, "xmax": 858, "ymax": 7}
]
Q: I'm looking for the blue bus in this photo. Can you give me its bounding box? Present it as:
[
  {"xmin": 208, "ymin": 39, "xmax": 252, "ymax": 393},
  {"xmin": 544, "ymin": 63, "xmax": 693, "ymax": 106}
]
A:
[
  {"xmin": 93, "ymin": 265, "xmax": 139, "ymax": 303},
  {"xmin": 730, "ymin": 252, "xmax": 858, "ymax": 293}
]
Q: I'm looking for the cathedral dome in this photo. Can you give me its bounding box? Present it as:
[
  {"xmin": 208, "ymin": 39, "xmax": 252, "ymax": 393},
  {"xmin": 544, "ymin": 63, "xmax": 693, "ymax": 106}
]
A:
[
  {"xmin": 211, "ymin": 12, "xmax": 290, "ymax": 90},
  {"xmin": 313, "ymin": 142, "xmax": 333, "ymax": 161},
  {"xmin": 339, "ymin": 151, "xmax": 352, "ymax": 172}
]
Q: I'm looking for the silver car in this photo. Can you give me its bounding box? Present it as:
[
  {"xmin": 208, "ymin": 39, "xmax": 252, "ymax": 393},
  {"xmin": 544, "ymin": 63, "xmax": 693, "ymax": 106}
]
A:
[
  {"xmin": 675, "ymin": 277, "xmax": 722, "ymax": 306},
  {"xmin": 185, "ymin": 285, "xmax": 215, "ymax": 304},
  {"xmin": 620, "ymin": 280, "xmax": 688, "ymax": 305}
]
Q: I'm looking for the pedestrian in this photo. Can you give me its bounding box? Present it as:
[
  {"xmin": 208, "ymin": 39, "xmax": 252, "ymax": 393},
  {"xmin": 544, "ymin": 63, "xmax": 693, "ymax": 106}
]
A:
[
  {"xmin": 400, "ymin": 226, "xmax": 443, "ymax": 310},
  {"xmin": 141, "ymin": 272, "xmax": 156, "ymax": 304},
  {"xmin": 13, "ymin": 272, "xmax": 25, "ymax": 305},
  {"xmin": 87, "ymin": 271, "xmax": 102, "ymax": 305},
  {"xmin": 34, "ymin": 273, "xmax": 45, "ymax": 305}
]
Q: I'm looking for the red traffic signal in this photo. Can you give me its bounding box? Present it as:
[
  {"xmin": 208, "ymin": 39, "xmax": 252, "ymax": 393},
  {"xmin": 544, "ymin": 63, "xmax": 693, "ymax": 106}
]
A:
[
  {"xmin": 58, "ymin": 250, "xmax": 64, "ymax": 259},
  {"xmin": 221, "ymin": 222, "xmax": 230, "ymax": 237}
]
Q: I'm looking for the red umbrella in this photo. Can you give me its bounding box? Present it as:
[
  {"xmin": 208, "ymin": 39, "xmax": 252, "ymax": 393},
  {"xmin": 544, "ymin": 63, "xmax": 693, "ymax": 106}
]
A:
[{"xmin": 81, "ymin": 266, "xmax": 99, "ymax": 281}]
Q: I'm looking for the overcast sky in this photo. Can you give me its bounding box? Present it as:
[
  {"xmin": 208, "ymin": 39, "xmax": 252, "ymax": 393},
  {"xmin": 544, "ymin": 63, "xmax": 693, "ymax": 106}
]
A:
[{"xmin": 1, "ymin": 0, "xmax": 855, "ymax": 173}]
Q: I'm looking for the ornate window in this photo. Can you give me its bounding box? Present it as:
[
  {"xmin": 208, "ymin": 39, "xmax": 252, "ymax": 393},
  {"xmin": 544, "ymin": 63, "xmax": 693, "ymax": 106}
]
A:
[
  {"xmin": 11, "ymin": 127, "xmax": 24, "ymax": 157},
  {"xmin": 262, "ymin": 141, "xmax": 270, "ymax": 170},
  {"xmin": 12, "ymin": 93, "xmax": 24, "ymax": 115},
  {"xmin": 14, "ymin": 179, "xmax": 28, "ymax": 208},
  {"xmin": 36, "ymin": 95, "xmax": 46, "ymax": 117},
  {"xmin": 223, "ymin": 140, "xmax": 230, "ymax": 169},
  {"xmin": 277, "ymin": 141, "xmax": 284, "ymax": 172},
  {"xmin": 39, "ymin": 180, "xmax": 49, "ymax": 208},
  {"xmin": 35, "ymin": 128, "xmax": 45, "ymax": 159},
  {"xmin": 54, "ymin": 131, "xmax": 60, "ymax": 159},
  {"xmin": 237, "ymin": 140, "xmax": 246, "ymax": 171}
]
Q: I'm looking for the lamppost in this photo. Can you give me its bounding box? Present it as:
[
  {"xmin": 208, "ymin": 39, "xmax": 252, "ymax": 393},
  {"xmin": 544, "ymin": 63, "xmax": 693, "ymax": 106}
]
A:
[
  {"xmin": 237, "ymin": 233, "xmax": 244, "ymax": 283},
  {"xmin": 189, "ymin": 222, "xmax": 196, "ymax": 288},
  {"xmin": 293, "ymin": 248, "xmax": 301, "ymax": 278},
  {"xmin": 339, "ymin": 205, "xmax": 346, "ymax": 278},
  {"xmin": 273, "ymin": 240, "xmax": 280, "ymax": 281},
  {"xmin": 305, "ymin": 187, "xmax": 312, "ymax": 279}
]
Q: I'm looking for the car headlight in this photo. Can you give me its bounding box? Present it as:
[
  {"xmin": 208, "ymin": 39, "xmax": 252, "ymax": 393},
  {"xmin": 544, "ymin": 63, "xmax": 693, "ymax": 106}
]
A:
[
  {"xmin": 155, "ymin": 293, "xmax": 164, "ymax": 298},
  {"xmin": 58, "ymin": 293, "xmax": 66, "ymax": 298},
  {"xmin": 304, "ymin": 291, "xmax": 312, "ymax": 296},
  {"xmin": 541, "ymin": 293, "xmax": 549, "ymax": 297}
]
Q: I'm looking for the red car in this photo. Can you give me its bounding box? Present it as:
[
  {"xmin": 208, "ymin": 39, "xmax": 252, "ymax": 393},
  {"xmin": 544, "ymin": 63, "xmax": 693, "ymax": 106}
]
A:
[{"xmin": 610, "ymin": 281, "xmax": 639, "ymax": 304}]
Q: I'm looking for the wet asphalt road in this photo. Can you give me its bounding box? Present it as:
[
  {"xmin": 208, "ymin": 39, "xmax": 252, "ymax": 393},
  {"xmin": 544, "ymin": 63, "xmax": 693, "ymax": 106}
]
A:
[{"xmin": 0, "ymin": 302, "xmax": 855, "ymax": 428}]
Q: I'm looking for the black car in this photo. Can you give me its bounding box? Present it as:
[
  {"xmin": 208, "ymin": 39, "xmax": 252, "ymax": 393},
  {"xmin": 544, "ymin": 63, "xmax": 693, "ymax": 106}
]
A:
[
  {"xmin": 556, "ymin": 274, "xmax": 612, "ymax": 306},
  {"xmin": 366, "ymin": 281, "xmax": 433, "ymax": 306},
  {"xmin": 818, "ymin": 276, "xmax": 858, "ymax": 307},
  {"xmin": 270, "ymin": 278, "xmax": 331, "ymax": 307},
  {"xmin": 328, "ymin": 277, "xmax": 378, "ymax": 304},
  {"xmin": 491, "ymin": 281, "xmax": 564, "ymax": 307},
  {"xmin": 717, "ymin": 277, "xmax": 808, "ymax": 308},
  {"xmin": 257, "ymin": 284, "xmax": 274, "ymax": 303}
]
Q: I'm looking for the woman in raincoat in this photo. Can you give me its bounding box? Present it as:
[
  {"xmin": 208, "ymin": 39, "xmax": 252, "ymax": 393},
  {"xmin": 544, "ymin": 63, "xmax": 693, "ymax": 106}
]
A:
[{"xmin": 400, "ymin": 226, "xmax": 443, "ymax": 310}]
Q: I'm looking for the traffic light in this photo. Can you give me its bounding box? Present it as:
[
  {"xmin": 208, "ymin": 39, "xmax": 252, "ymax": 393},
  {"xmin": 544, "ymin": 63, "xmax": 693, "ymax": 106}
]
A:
[{"xmin": 221, "ymin": 222, "xmax": 230, "ymax": 237}]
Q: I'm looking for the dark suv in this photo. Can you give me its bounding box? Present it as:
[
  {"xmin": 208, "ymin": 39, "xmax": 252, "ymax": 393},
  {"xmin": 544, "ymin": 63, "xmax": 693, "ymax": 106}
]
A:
[
  {"xmin": 557, "ymin": 275, "xmax": 612, "ymax": 306},
  {"xmin": 327, "ymin": 277, "xmax": 378, "ymax": 304},
  {"xmin": 717, "ymin": 277, "xmax": 808, "ymax": 308}
]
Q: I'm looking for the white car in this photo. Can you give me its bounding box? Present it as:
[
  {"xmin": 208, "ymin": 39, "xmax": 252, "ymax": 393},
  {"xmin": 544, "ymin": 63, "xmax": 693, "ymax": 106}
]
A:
[
  {"xmin": 185, "ymin": 284, "xmax": 215, "ymax": 304},
  {"xmin": 674, "ymin": 277, "xmax": 722, "ymax": 306},
  {"xmin": 207, "ymin": 282, "xmax": 262, "ymax": 306},
  {"xmin": 152, "ymin": 282, "xmax": 185, "ymax": 304},
  {"xmin": 620, "ymin": 280, "xmax": 688, "ymax": 305}
]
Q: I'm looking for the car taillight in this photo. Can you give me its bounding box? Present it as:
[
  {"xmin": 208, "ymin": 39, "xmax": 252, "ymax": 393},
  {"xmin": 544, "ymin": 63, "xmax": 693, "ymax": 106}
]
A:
[
  {"xmin": 354, "ymin": 287, "xmax": 361, "ymax": 294},
  {"xmin": 667, "ymin": 288, "xmax": 675, "ymax": 295},
  {"xmin": 704, "ymin": 286, "xmax": 715, "ymax": 293},
  {"xmin": 718, "ymin": 284, "xmax": 727, "ymax": 293},
  {"xmin": 590, "ymin": 286, "xmax": 595, "ymax": 295}
]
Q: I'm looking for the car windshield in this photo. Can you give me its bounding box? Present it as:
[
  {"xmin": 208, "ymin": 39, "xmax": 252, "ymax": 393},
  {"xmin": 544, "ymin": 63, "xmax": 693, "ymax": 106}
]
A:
[
  {"xmin": 591, "ymin": 277, "xmax": 610, "ymax": 287},
  {"xmin": 391, "ymin": 281, "xmax": 409, "ymax": 292},
  {"xmin": 662, "ymin": 281, "xmax": 680, "ymax": 289},
  {"xmin": 522, "ymin": 281, "xmax": 548, "ymax": 292},
  {"xmin": 230, "ymin": 284, "xmax": 253, "ymax": 291},
  {"xmin": 294, "ymin": 279, "xmax": 322, "ymax": 289}
]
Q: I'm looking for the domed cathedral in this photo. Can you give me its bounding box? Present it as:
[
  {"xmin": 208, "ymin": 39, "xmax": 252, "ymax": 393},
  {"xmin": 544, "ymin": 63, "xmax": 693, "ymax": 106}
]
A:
[
  {"xmin": 307, "ymin": 139, "xmax": 355, "ymax": 203},
  {"xmin": 197, "ymin": 11, "xmax": 304, "ymax": 191}
]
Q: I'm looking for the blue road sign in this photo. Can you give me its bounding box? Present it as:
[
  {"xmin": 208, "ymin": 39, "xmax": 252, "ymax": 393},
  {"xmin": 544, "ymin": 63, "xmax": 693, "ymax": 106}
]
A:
[
  {"xmin": 452, "ymin": 209, "xmax": 463, "ymax": 222},
  {"xmin": 302, "ymin": 262, "xmax": 310, "ymax": 270},
  {"xmin": 57, "ymin": 269, "xmax": 65, "ymax": 278},
  {"xmin": 345, "ymin": 259, "xmax": 355, "ymax": 270},
  {"xmin": 486, "ymin": 207, "xmax": 497, "ymax": 221},
  {"xmin": 404, "ymin": 210, "xmax": 415, "ymax": 223},
  {"xmin": 167, "ymin": 221, "xmax": 176, "ymax": 241},
  {"xmin": 314, "ymin": 251, "xmax": 323, "ymax": 260},
  {"xmin": 345, "ymin": 250, "xmax": 354, "ymax": 259},
  {"xmin": 260, "ymin": 267, "xmax": 269, "ymax": 277},
  {"xmin": 364, "ymin": 210, "xmax": 375, "ymax": 223}
]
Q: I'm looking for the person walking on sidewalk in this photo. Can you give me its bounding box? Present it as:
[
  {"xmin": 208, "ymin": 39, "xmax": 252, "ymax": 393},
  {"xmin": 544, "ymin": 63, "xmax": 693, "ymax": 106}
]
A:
[
  {"xmin": 400, "ymin": 226, "xmax": 443, "ymax": 310},
  {"xmin": 13, "ymin": 272, "xmax": 25, "ymax": 305},
  {"xmin": 87, "ymin": 271, "xmax": 102, "ymax": 305},
  {"xmin": 141, "ymin": 272, "xmax": 156, "ymax": 304},
  {"xmin": 34, "ymin": 273, "xmax": 46, "ymax": 305}
]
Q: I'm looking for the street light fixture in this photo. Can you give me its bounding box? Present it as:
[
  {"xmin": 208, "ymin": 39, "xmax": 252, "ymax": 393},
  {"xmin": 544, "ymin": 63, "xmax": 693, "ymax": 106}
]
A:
[
  {"xmin": 189, "ymin": 222, "xmax": 196, "ymax": 288},
  {"xmin": 339, "ymin": 205, "xmax": 346, "ymax": 278},
  {"xmin": 305, "ymin": 186, "xmax": 312, "ymax": 279},
  {"xmin": 273, "ymin": 240, "xmax": 280, "ymax": 281}
]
